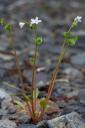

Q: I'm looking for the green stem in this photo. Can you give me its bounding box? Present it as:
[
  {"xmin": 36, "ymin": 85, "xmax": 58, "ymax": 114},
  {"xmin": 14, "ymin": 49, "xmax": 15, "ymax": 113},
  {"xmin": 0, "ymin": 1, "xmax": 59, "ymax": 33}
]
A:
[
  {"xmin": 46, "ymin": 41, "xmax": 66, "ymax": 101},
  {"xmin": 39, "ymin": 41, "xmax": 66, "ymax": 120},
  {"xmin": 31, "ymin": 44, "xmax": 38, "ymax": 116},
  {"xmin": 46, "ymin": 23, "xmax": 74, "ymax": 103}
]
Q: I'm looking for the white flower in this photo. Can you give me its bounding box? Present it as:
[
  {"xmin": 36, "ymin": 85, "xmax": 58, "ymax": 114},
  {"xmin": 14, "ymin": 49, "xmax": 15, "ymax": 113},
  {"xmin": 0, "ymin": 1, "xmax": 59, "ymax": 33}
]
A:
[
  {"xmin": 30, "ymin": 17, "xmax": 42, "ymax": 26},
  {"xmin": 74, "ymin": 16, "xmax": 82, "ymax": 22},
  {"xmin": 19, "ymin": 22, "xmax": 25, "ymax": 28}
]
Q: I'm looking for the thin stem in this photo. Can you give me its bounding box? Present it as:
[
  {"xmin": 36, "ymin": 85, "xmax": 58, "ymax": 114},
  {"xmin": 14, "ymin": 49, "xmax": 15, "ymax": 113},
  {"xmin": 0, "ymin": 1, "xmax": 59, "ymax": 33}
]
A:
[
  {"xmin": 46, "ymin": 41, "xmax": 66, "ymax": 102},
  {"xmin": 46, "ymin": 24, "xmax": 73, "ymax": 101},
  {"xmin": 14, "ymin": 50, "xmax": 25, "ymax": 94},
  {"xmin": 8, "ymin": 33, "xmax": 24, "ymax": 95},
  {"xmin": 39, "ymin": 41, "xmax": 66, "ymax": 119},
  {"xmin": 31, "ymin": 44, "xmax": 38, "ymax": 116},
  {"xmin": 38, "ymin": 108, "xmax": 44, "ymax": 121},
  {"xmin": 7, "ymin": 33, "xmax": 35, "ymax": 118},
  {"xmin": 39, "ymin": 24, "xmax": 74, "ymax": 119},
  {"xmin": 25, "ymin": 100, "xmax": 33, "ymax": 117}
]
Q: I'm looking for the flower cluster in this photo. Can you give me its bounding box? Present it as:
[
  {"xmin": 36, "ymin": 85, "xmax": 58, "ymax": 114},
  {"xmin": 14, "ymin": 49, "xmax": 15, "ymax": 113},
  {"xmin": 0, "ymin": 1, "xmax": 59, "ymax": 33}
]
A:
[
  {"xmin": 19, "ymin": 17, "xmax": 42, "ymax": 28},
  {"xmin": 64, "ymin": 16, "xmax": 82, "ymax": 46}
]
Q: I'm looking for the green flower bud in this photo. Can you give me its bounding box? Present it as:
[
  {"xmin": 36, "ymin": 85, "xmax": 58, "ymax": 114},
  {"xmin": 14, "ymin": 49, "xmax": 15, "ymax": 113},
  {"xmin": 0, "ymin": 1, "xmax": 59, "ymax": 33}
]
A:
[
  {"xmin": 0, "ymin": 19, "xmax": 5, "ymax": 25},
  {"xmin": 30, "ymin": 56, "xmax": 35, "ymax": 65},
  {"xmin": 4, "ymin": 24, "xmax": 12, "ymax": 32},
  {"xmin": 40, "ymin": 98, "xmax": 47, "ymax": 109},
  {"xmin": 34, "ymin": 36, "xmax": 43, "ymax": 46}
]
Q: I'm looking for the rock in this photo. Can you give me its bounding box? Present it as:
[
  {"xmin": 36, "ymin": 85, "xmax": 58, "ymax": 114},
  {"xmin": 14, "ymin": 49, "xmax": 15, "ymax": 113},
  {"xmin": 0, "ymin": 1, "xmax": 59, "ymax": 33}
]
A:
[
  {"xmin": 72, "ymin": 31, "xmax": 85, "ymax": 37},
  {"xmin": 57, "ymin": 100, "xmax": 66, "ymax": 109},
  {"xmin": 8, "ymin": 0, "xmax": 35, "ymax": 12},
  {"xmin": 37, "ymin": 121, "xmax": 49, "ymax": 128},
  {"xmin": 0, "ymin": 88, "xmax": 13, "ymax": 111},
  {"xmin": 71, "ymin": 52, "xmax": 85, "ymax": 65},
  {"xmin": 23, "ymin": 70, "xmax": 48, "ymax": 88},
  {"xmin": 48, "ymin": 112, "xmax": 85, "ymax": 128},
  {"xmin": 66, "ymin": 90, "xmax": 79, "ymax": 98},
  {"xmin": 79, "ymin": 89, "xmax": 85, "ymax": 105},
  {"xmin": 37, "ymin": 112, "xmax": 85, "ymax": 128},
  {"xmin": 0, "ymin": 88, "xmax": 11, "ymax": 101},
  {"xmin": 0, "ymin": 35, "xmax": 9, "ymax": 51},
  {"xmin": 0, "ymin": 69, "xmax": 6, "ymax": 78},
  {"xmin": 70, "ymin": 1, "xmax": 82, "ymax": 9},
  {"xmin": 7, "ymin": 103, "xmax": 16, "ymax": 114},
  {"xmin": 0, "ymin": 109, "xmax": 7, "ymax": 116},
  {"xmin": 17, "ymin": 124, "xmax": 35, "ymax": 128},
  {"xmin": 0, "ymin": 89, "xmax": 12, "ymax": 118},
  {"xmin": 2, "ymin": 112, "xmax": 31, "ymax": 124},
  {"xmin": 52, "ymin": 81, "xmax": 71, "ymax": 97},
  {"xmin": 1, "ymin": 61, "xmax": 14, "ymax": 69},
  {"xmin": 0, "ymin": 82, "xmax": 18, "ymax": 96},
  {"xmin": 1, "ymin": 100, "xmax": 16, "ymax": 116},
  {"xmin": 63, "ymin": 67, "xmax": 82, "ymax": 80},
  {"xmin": 0, "ymin": 119, "xmax": 16, "ymax": 128},
  {"xmin": 17, "ymin": 113, "xmax": 30, "ymax": 123},
  {"xmin": 0, "ymin": 53, "xmax": 14, "ymax": 61}
]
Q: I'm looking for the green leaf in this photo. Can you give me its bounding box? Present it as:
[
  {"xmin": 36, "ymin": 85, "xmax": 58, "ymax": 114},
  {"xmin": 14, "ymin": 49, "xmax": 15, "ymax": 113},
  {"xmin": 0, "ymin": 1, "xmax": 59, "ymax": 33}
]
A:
[
  {"xmin": 67, "ymin": 39, "xmax": 75, "ymax": 46},
  {"xmin": 33, "ymin": 88, "xmax": 39, "ymax": 99},
  {"xmin": 24, "ymin": 95, "xmax": 30, "ymax": 101},
  {"xmin": 4, "ymin": 24, "xmax": 13, "ymax": 32},
  {"xmin": 14, "ymin": 100, "xmax": 25, "ymax": 109},
  {"xmin": 29, "ymin": 56, "xmax": 35, "ymax": 65},
  {"xmin": 66, "ymin": 36, "xmax": 78, "ymax": 46},
  {"xmin": 0, "ymin": 19, "xmax": 5, "ymax": 25},
  {"xmin": 40, "ymin": 98, "xmax": 47, "ymax": 109},
  {"xmin": 64, "ymin": 32, "xmax": 71, "ymax": 38},
  {"xmin": 34, "ymin": 36, "xmax": 43, "ymax": 46}
]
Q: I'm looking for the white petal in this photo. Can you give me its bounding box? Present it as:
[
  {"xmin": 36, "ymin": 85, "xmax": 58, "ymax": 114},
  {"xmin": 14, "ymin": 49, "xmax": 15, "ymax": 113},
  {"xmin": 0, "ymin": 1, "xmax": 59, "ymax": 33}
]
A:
[
  {"xmin": 38, "ymin": 20, "xmax": 42, "ymax": 23},
  {"xmin": 19, "ymin": 22, "xmax": 25, "ymax": 28},
  {"xmin": 31, "ymin": 19, "xmax": 35, "ymax": 22},
  {"xmin": 30, "ymin": 17, "xmax": 42, "ymax": 26},
  {"xmin": 74, "ymin": 16, "xmax": 82, "ymax": 22}
]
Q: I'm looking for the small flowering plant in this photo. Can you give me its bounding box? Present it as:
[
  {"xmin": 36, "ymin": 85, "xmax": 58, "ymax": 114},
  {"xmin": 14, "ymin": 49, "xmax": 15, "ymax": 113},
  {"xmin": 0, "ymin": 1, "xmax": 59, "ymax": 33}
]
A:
[{"xmin": 0, "ymin": 16, "xmax": 82, "ymax": 123}]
